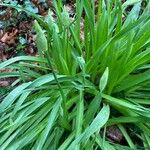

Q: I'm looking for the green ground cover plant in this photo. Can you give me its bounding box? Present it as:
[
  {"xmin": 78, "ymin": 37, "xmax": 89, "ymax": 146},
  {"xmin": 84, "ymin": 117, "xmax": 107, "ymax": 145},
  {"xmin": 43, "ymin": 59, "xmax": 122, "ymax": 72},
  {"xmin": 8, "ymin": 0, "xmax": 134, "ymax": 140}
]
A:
[{"xmin": 0, "ymin": 0, "xmax": 150, "ymax": 149}]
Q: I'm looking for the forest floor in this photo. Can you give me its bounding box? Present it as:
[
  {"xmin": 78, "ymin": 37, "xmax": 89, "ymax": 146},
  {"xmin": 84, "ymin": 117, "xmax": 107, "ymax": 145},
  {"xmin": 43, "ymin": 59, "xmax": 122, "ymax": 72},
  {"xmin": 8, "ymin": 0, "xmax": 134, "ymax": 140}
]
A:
[{"xmin": 0, "ymin": 0, "xmax": 75, "ymax": 88}]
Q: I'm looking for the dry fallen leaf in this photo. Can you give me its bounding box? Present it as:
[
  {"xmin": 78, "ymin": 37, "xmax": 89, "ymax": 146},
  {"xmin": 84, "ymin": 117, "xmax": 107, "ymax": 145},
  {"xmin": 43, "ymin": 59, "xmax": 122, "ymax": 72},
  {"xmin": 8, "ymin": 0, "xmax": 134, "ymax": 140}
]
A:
[
  {"xmin": 106, "ymin": 125, "xmax": 123, "ymax": 143},
  {"xmin": 0, "ymin": 29, "xmax": 18, "ymax": 45},
  {"xmin": 0, "ymin": 80, "xmax": 10, "ymax": 87}
]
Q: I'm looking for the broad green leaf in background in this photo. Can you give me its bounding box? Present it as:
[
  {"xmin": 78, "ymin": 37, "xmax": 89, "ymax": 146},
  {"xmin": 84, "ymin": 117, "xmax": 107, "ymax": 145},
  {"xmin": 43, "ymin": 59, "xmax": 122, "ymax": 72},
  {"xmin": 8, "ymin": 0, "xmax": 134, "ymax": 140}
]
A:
[
  {"xmin": 99, "ymin": 67, "xmax": 109, "ymax": 92},
  {"xmin": 34, "ymin": 20, "xmax": 48, "ymax": 57},
  {"xmin": 0, "ymin": 56, "xmax": 46, "ymax": 69}
]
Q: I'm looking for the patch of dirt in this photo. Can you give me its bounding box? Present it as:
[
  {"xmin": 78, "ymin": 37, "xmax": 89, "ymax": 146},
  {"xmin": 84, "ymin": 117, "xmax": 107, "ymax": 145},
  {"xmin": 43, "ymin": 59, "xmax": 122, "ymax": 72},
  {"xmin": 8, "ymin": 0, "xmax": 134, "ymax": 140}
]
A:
[
  {"xmin": 0, "ymin": 68, "xmax": 16, "ymax": 87},
  {"xmin": 106, "ymin": 126, "xmax": 123, "ymax": 143}
]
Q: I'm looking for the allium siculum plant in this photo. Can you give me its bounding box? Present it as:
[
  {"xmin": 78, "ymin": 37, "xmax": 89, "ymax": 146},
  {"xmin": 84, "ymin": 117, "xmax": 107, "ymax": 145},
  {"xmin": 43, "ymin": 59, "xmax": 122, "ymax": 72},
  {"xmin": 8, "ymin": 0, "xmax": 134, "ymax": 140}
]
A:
[{"xmin": 0, "ymin": 0, "xmax": 150, "ymax": 150}]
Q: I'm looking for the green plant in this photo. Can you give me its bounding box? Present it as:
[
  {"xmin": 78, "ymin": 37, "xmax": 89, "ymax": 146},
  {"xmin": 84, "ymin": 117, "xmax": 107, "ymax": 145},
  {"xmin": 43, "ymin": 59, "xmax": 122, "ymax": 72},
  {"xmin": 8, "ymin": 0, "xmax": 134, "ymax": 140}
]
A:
[{"xmin": 0, "ymin": 0, "xmax": 150, "ymax": 149}]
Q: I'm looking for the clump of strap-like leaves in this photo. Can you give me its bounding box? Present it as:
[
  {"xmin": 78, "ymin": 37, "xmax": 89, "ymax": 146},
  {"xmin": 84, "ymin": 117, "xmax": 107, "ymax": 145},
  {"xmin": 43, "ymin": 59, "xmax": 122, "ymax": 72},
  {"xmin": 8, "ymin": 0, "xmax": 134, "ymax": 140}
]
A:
[{"xmin": 0, "ymin": 0, "xmax": 150, "ymax": 149}]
